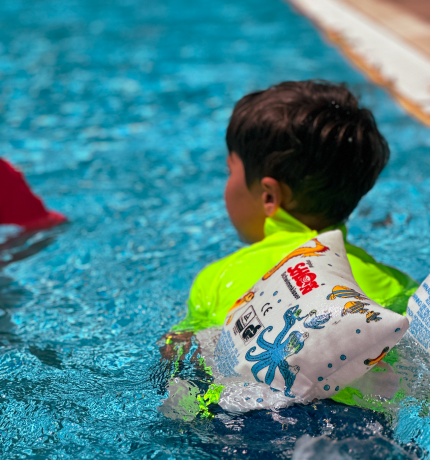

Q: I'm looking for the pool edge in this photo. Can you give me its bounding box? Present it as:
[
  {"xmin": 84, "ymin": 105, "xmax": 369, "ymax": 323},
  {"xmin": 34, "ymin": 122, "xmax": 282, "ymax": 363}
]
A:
[{"xmin": 287, "ymin": 0, "xmax": 430, "ymax": 127}]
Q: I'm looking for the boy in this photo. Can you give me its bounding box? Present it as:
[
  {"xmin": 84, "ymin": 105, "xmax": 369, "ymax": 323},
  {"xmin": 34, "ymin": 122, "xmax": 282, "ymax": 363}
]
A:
[
  {"xmin": 159, "ymin": 81, "xmax": 419, "ymax": 416},
  {"xmin": 169, "ymin": 80, "xmax": 417, "ymax": 339}
]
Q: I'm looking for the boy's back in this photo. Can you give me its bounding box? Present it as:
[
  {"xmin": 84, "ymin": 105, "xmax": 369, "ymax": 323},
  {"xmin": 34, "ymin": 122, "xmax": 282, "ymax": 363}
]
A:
[{"xmin": 174, "ymin": 208, "xmax": 417, "ymax": 332}]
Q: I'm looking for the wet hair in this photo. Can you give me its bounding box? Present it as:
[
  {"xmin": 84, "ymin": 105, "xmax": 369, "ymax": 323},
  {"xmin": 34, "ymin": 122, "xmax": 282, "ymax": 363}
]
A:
[{"xmin": 226, "ymin": 80, "xmax": 389, "ymax": 223}]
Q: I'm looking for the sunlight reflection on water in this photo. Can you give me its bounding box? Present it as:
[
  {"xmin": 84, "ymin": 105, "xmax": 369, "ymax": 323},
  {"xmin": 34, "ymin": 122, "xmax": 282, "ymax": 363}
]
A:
[{"xmin": 0, "ymin": 0, "xmax": 429, "ymax": 458}]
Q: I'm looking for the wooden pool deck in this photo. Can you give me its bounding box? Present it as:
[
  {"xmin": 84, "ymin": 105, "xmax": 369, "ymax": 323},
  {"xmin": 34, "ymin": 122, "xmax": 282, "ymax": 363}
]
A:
[
  {"xmin": 342, "ymin": 0, "xmax": 430, "ymax": 58},
  {"xmin": 288, "ymin": 0, "xmax": 430, "ymax": 126}
]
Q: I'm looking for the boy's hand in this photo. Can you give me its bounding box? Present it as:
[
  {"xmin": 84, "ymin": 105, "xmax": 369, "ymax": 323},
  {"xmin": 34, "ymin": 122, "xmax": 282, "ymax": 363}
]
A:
[{"xmin": 158, "ymin": 331, "xmax": 200, "ymax": 361}]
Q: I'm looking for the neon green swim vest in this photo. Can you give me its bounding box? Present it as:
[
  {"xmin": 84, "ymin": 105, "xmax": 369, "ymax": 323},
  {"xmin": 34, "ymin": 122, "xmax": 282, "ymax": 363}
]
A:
[{"xmin": 173, "ymin": 208, "xmax": 418, "ymax": 333}]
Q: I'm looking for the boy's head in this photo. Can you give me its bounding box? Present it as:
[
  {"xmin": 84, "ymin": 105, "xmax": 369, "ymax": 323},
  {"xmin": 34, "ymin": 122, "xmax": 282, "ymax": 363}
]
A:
[{"xmin": 225, "ymin": 80, "xmax": 389, "ymax": 243}]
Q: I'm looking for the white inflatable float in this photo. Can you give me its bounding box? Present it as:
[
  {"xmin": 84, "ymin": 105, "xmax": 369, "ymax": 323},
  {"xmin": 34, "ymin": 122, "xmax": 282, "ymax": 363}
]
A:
[{"xmin": 198, "ymin": 230, "xmax": 409, "ymax": 412}]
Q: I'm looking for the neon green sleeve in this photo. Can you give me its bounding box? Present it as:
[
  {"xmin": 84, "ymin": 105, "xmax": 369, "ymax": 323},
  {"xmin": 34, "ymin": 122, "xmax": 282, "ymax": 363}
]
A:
[
  {"xmin": 346, "ymin": 242, "xmax": 418, "ymax": 314},
  {"xmin": 171, "ymin": 258, "xmax": 226, "ymax": 332}
]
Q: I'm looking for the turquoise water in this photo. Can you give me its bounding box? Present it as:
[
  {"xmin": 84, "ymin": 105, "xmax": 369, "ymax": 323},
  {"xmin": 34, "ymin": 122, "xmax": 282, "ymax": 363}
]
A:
[{"xmin": 0, "ymin": 0, "xmax": 429, "ymax": 458}]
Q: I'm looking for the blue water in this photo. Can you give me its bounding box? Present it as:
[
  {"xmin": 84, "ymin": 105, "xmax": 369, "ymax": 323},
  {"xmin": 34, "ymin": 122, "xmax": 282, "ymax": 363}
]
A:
[{"xmin": 0, "ymin": 0, "xmax": 429, "ymax": 458}]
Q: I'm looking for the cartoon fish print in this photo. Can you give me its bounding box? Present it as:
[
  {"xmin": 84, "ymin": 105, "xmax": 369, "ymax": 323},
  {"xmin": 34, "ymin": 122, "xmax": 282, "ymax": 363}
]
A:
[
  {"xmin": 327, "ymin": 285, "xmax": 368, "ymax": 301},
  {"xmin": 262, "ymin": 238, "xmax": 329, "ymax": 280},
  {"xmin": 341, "ymin": 301, "xmax": 370, "ymax": 317},
  {"xmin": 366, "ymin": 310, "xmax": 382, "ymax": 323},
  {"xmin": 364, "ymin": 346, "xmax": 389, "ymax": 366},
  {"xmin": 225, "ymin": 291, "xmax": 255, "ymax": 325}
]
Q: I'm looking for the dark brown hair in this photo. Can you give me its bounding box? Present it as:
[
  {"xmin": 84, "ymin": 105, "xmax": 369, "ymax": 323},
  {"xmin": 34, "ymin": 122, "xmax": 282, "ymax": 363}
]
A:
[{"xmin": 226, "ymin": 80, "xmax": 389, "ymax": 223}]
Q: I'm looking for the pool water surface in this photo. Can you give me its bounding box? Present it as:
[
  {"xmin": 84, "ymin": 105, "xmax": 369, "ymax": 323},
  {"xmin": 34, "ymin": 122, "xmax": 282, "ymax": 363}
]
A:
[{"xmin": 0, "ymin": 0, "xmax": 430, "ymax": 458}]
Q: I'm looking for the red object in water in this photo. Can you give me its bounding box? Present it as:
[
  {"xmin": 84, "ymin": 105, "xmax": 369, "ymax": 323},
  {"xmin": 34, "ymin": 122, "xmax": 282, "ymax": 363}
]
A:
[{"xmin": 0, "ymin": 158, "xmax": 67, "ymax": 231}]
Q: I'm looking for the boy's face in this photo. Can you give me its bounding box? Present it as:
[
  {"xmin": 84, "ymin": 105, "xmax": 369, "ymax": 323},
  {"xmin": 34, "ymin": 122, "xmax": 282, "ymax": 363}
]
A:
[{"xmin": 225, "ymin": 152, "xmax": 266, "ymax": 243}]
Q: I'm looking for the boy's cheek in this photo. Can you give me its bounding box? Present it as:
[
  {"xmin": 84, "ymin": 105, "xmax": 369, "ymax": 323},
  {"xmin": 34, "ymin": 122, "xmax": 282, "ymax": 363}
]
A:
[
  {"xmin": 224, "ymin": 168, "xmax": 266, "ymax": 243},
  {"xmin": 225, "ymin": 191, "xmax": 266, "ymax": 243},
  {"xmin": 225, "ymin": 180, "xmax": 248, "ymax": 233}
]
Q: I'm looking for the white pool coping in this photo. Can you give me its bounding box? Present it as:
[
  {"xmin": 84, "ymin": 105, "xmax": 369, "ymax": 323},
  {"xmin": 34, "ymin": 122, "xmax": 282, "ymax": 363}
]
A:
[{"xmin": 289, "ymin": 0, "xmax": 430, "ymax": 126}]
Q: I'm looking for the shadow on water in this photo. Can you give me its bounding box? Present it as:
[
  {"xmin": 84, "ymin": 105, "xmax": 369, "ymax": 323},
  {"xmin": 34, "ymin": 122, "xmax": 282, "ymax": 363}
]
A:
[
  {"xmin": 28, "ymin": 345, "xmax": 64, "ymax": 370},
  {"xmin": 0, "ymin": 273, "xmax": 29, "ymax": 347},
  {"xmin": 0, "ymin": 224, "xmax": 68, "ymax": 270},
  {"xmin": 0, "ymin": 226, "xmax": 66, "ymax": 349},
  {"xmin": 148, "ymin": 349, "xmax": 424, "ymax": 459},
  {"xmin": 133, "ymin": 396, "xmax": 422, "ymax": 459}
]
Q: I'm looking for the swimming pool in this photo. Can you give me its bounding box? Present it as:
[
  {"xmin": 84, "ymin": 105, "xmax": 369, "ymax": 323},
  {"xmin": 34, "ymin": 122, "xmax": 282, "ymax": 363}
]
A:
[{"xmin": 0, "ymin": 0, "xmax": 430, "ymax": 458}]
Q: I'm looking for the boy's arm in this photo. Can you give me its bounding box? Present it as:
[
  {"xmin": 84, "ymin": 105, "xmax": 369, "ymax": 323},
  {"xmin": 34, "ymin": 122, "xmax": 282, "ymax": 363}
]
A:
[
  {"xmin": 171, "ymin": 257, "xmax": 227, "ymax": 332},
  {"xmin": 158, "ymin": 331, "xmax": 198, "ymax": 360}
]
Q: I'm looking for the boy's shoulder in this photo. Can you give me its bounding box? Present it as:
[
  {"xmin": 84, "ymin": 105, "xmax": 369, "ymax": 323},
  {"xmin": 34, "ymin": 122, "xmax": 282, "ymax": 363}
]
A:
[
  {"xmin": 192, "ymin": 229, "xmax": 316, "ymax": 297},
  {"xmin": 185, "ymin": 230, "xmax": 320, "ymax": 330},
  {"xmin": 182, "ymin": 228, "xmax": 418, "ymax": 332}
]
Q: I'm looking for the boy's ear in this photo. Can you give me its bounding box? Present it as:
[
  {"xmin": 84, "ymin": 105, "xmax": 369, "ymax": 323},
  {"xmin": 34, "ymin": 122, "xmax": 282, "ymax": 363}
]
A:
[
  {"xmin": 260, "ymin": 177, "xmax": 283, "ymax": 217},
  {"xmin": 261, "ymin": 177, "xmax": 295, "ymax": 217}
]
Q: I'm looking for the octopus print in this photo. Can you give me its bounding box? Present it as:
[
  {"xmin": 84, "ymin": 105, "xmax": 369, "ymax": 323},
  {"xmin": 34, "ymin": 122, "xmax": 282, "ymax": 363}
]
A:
[{"xmin": 245, "ymin": 305, "xmax": 331, "ymax": 397}]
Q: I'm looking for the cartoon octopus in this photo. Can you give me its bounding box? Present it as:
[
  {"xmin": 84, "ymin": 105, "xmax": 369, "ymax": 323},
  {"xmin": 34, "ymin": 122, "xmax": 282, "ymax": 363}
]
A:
[{"xmin": 245, "ymin": 305, "xmax": 331, "ymax": 397}]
